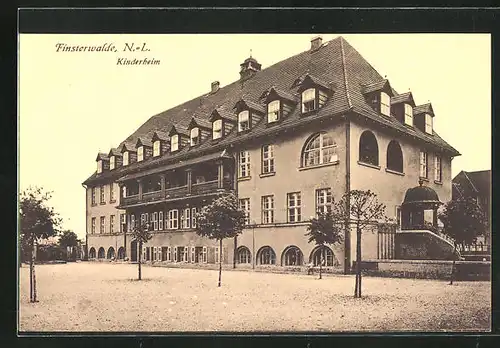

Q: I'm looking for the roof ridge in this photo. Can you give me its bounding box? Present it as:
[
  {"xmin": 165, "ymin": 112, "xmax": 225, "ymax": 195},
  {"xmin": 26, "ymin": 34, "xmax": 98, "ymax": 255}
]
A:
[
  {"xmin": 339, "ymin": 37, "xmax": 352, "ymax": 108},
  {"xmin": 462, "ymin": 171, "xmax": 479, "ymax": 193}
]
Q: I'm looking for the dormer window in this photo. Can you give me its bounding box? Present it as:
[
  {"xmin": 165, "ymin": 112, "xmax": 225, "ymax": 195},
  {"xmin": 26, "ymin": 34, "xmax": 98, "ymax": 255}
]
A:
[
  {"xmin": 425, "ymin": 113, "xmax": 433, "ymax": 134},
  {"xmin": 137, "ymin": 146, "xmax": 144, "ymax": 161},
  {"xmin": 110, "ymin": 156, "xmax": 115, "ymax": 170},
  {"xmin": 301, "ymin": 88, "xmax": 316, "ymax": 113},
  {"xmin": 171, "ymin": 134, "xmax": 179, "ymax": 152},
  {"xmin": 153, "ymin": 140, "xmax": 161, "ymax": 157},
  {"xmin": 97, "ymin": 160, "xmax": 103, "ymax": 174},
  {"xmin": 123, "ymin": 151, "xmax": 129, "ymax": 166},
  {"xmin": 404, "ymin": 104, "xmax": 413, "ymax": 126},
  {"xmin": 381, "ymin": 92, "xmax": 391, "ymax": 116},
  {"xmin": 238, "ymin": 111, "xmax": 250, "ymax": 132},
  {"xmin": 190, "ymin": 127, "xmax": 199, "ymax": 146},
  {"xmin": 267, "ymin": 100, "xmax": 280, "ymax": 123},
  {"xmin": 212, "ymin": 119, "xmax": 222, "ymax": 140}
]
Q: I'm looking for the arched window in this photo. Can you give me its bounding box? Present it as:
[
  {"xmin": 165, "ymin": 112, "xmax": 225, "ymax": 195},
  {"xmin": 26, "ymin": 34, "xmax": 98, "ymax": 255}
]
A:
[
  {"xmin": 302, "ymin": 132, "xmax": 337, "ymax": 167},
  {"xmin": 309, "ymin": 246, "xmax": 337, "ymax": 267},
  {"xmin": 359, "ymin": 130, "xmax": 379, "ymax": 166},
  {"xmin": 190, "ymin": 127, "xmax": 199, "ymax": 146},
  {"xmin": 117, "ymin": 247, "xmax": 125, "ymax": 259},
  {"xmin": 107, "ymin": 247, "xmax": 115, "ymax": 259},
  {"xmin": 386, "ymin": 140, "xmax": 403, "ymax": 173},
  {"xmin": 281, "ymin": 246, "xmax": 304, "ymax": 266},
  {"xmin": 89, "ymin": 247, "xmax": 96, "ymax": 259},
  {"xmin": 237, "ymin": 246, "xmax": 251, "ymax": 264},
  {"xmin": 97, "ymin": 247, "xmax": 105, "ymax": 259},
  {"xmin": 257, "ymin": 246, "xmax": 276, "ymax": 265}
]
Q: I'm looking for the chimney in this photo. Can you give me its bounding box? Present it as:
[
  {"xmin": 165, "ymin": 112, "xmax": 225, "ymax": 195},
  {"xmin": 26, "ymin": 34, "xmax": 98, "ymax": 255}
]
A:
[
  {"xmin": 310, "ymin": 36, "xmax": 323, "ymax": 51},
  {"xmin": 211, "ymin": 81, "xmax": 220, "ymax": 94}
]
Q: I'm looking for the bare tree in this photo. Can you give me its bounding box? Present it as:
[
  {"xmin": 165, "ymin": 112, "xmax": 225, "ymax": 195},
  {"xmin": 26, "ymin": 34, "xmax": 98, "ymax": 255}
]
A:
[
  {"xmin": 130, "ymin": 220, "xmax": 152, "ymax": 280},
  {"xmin": 335, "ymin": 190, "xmax": 387, "ymax": 298}
]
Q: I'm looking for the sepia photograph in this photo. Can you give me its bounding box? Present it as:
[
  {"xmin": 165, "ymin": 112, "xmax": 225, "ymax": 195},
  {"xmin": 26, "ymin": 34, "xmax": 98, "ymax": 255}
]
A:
[{"xmin": 18, "ymin": 32, "xmax": 491, "ymax": 333}]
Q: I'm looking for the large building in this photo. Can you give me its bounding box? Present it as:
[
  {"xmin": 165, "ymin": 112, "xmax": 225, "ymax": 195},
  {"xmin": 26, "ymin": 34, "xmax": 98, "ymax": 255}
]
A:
[{"xmin": 82, "ymin": 36, "xmax": 460, "ymax": 273}]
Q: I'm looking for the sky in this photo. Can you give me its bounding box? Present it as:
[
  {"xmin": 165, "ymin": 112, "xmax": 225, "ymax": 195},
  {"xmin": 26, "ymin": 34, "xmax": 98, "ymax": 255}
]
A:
[{"xmin": 19, "ymin": 34, "xmax": 491, "ymax": 240}]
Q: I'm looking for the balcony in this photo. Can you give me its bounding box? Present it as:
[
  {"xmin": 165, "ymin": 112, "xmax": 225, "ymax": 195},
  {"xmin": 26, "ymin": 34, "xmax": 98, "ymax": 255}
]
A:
[{"xmin": 119, "ymin": 180, "xmax": 233, "ymax": 208}]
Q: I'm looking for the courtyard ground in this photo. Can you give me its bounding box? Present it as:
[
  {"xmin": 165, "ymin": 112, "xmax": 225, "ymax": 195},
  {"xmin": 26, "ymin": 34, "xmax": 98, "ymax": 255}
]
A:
[{"xmin": 18, "ymin": 262, "xmax": 491, "ymax": 332}]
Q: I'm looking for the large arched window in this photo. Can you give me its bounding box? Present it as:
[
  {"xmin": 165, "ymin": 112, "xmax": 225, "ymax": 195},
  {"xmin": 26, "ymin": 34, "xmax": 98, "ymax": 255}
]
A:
[
  {"xmin": 302, "ymin": 132, "xmax": 337, "ymax": 167},
  {"xmin": 89, "ymin": 247, "xmax": 96, "ymax": 259},
  {"xmin": 117, "ymin": 247, "xmax": 125, "ymax": 260},
  {"xmin": 359, "ymin": 130, "xmax": 379, "ymax": 166},
  {"xmin": 281, "ymin": 246, "xmax": 304, "ymax": 266},
  {"xmin": 386, "ymin": 140, "xmax": 403, "ymax": 173},
  {"xmin": 107, "ymin": 247, "xmax": 115, "ymax": 259},
  {"xmin": 237, "ymin": 246, "xmax": 251, "ymax": 264},
  {"xmin": 97, "ymin": 247, "xmax": 105, "ymax": 259},
  {"xmin": 309, "ymin": 246, "xmax": 338, "ymax": 267},
  {"xmin": 257, "ymin": 246, "xmax": 276, "ymax": 265}
]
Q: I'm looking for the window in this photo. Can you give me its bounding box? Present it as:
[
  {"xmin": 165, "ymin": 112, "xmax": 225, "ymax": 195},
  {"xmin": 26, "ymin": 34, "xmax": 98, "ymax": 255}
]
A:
[
  {"xmin": 262, "ymin": 145, "xmax": 275, "ymax": 174},
  {"xmin": 167, "ymin": 246, "xmax": 172, "ymax": 262},
  {"xmin": 191, "ymin": 246, "xmax": 195, "ymax": 263},
  {"xmin": 171, "ymin": 134, "xmax": 179, "ymax": 152},
  {"xmin": 311, "ymin": 246, "xmax": 335, "ymax": 266},
  {"xmin": 110, "ymin": 156, "xmax": 115, "ymax": 170},
  {"xmin": 120, "ymin": 214, "xmax": 125, "ymax": 232},
  {"xmin": 237, "ymin": 246, "xmax": 251, "ymax": 264},
  {"xmin": 267, "ymin": 100, "xmax": 280, "ymax": 123},
  {"xmin": 238, "ymin": 111, "xmax": 250, "ymax": 132},
  {"xmin": 100, "ymin": 185, "xmax": 105, "ymax": 204},
  {"xmin": 316, "ymin": 188, "xmax": 332, "ymax": 214},
  {"xmin": 386, "ymin": 140, "xmax": 403, "ymax": 173},
  {"xmin": 137, "ymin": 146, "xmax": 144, "ymax": 161},
  {"xmin": 302, "ymin": 132, "xmax": 337, "ymax": 167},
  {"xmin": 152, "ymin": 212, "xmax": 158, "ymax": 231},
  {"xmin": 100, "ymin": 216, "xmax": 105, "ymax": 234},
  {"xmin": 190, "ymin": 127, "xmax": 199, "ymax": 146},
  {"xmin": 191, "ymin": 207, "xmax": 197, "ymax": 228},
  {"xmin": 97, "ymin": 160, "xmax": 103, "ymax": 174},
  {"xmin": 91, "ymin": 217, "xmax": 96, "ymax": 234},
  {"xmin": 283, "ymin": 246, "xmax": 303, "ymax": 266},
  {"xmin": 238, "ymin": 150, "xmax": 250, "ymax": 178},
  {"xmin": 110, "ymin": 215, "xmax": 115, "ymax": 234},
  {"xmin": 404, "ymin": 104, "xmax": 413, "ymax": 126},
  {"xmin": 258, "ymin": 246, "xmax": 276, "ymax": 265},
  {"xmin": 130, "ymin": 214, "xmax": 136, "ymax": 231},
  {"xmin": 425, "ymin": 113, "xmax": 433, "ymax": 134},
  {"xmin": 159, "ymin": 211, "xmax": 164, "ymax": 230},
  {"xmin": 110, "ymin": 184, "xmax": 115, "ymax": 202},
  {"xmin": 153, "ymin": 140, "xmax": 161, "ymax": 157},
  {"xmin": 434, "ymin": 155, "xmax": 442, "ymax": 182},
  {"xmin": 91, "ymin": 187, "xmax": 96, "ymax": 205},
  {"xmin": 287, "ymin": 192, "xmax": 302, "ymax": 222},
  {"xmin": 301, "ymin": 88, "xmax": 316, "ymax": 113},
  {"xmin": 183, "ymin": 247, "xmax": 189, "ymax": 262},
  {"xmin": 395, "ymin": 206, "xmax": 402, "ymax": 227},
  {"xmin": 239, "ymin": 198, "xmax": 250, "ymax": 225},
  {"xmin": 212, "ymin": 119, "xmax": 222, "ymax": 140},
  {"xmin": 181, "ymin": 208, "xmax": 191, "ymax": 229},
  {"xmin": 168, "ymin": 209, "xmax": 179, "ymax": 229},
  {"xmin": 359, "ymin": 130, "xmax": 379, "ymax": 166},
  {"xmin": 419, "ymin": 151, "xmax": 428, "ymax": 178},
  {"xmin": 123, "ymin": 151, "xmax": 129, "ymax": 166},
  {"xmin": 380, "ymin": 92, "xmax": 391, "ymax": 116},
  {"xmin": 261, "ymin": 195, "xmax": 274, "ymax": 224}
]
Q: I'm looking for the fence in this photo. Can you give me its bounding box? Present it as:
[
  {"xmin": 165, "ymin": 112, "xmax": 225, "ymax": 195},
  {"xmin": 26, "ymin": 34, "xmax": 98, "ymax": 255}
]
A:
[{"xmin": 377, "ymin": 223, "xmax": 397, "ymax": 260}]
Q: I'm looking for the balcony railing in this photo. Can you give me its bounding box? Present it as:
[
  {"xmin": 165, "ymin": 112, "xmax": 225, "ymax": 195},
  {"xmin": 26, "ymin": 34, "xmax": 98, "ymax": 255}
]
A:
[
  {"xmin": 142, "ymin": 190, "xmax": 163, "ymax": 203},
  {"xmin": 122, "ymin": 194, "xmax": 140, "ymax": 206},
  {"xmin": 165, "ymin": 185, "xmax": 188, "ymax": 200},
  {"xmin": 192, "ymin": 180, "xmax": 218, "ymax": 195}
]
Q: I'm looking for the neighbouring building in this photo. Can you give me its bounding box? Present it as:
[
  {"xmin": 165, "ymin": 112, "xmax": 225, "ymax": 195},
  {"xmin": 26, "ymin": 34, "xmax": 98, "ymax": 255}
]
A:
[
  {"xmin": 82, "ymin": 36, "xmax": 460, "ymax": 273},
  {"xmin": 452, "ymin": 169, "xmax": 491, "ymax": 245}
]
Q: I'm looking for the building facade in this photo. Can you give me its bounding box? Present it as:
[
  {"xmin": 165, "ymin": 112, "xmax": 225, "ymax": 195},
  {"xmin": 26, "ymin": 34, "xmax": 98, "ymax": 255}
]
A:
[{"xmin": 82, "ymin": 36, "xmax": 460, "ymax": 273}]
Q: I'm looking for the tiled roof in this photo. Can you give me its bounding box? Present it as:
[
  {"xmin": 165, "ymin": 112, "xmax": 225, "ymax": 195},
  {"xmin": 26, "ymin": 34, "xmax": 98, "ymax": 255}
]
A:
[
  {"xmin": 266, "ymin": 86, "xmax": 299, "ymax": 103},
  {"xmin": 464, "ymin": 170, "xmax": 491, "ymax": 196},
  {"xmin": 108, "ymin": 148, "xmax": 122, "ymax": 157},
  {"xmin": 169, "ymin": 125, "xmax": 190, "ymax": 136},
  {"xmin": 238, "ymin": 99, "xmax": 266, "ymax": 114},
  {"xmin": 209, "ymin": 108, "xmax": 238, "ymax": 122},
  {"xmin": 189, "ymin": 116, "xmax": 212, "ymax": 130},
  {"xmin": 360, "ymin": 79, "xmax": 392, "ymax": 95},
  {"xmin": 119, "ymin": 142, "xmax": 136, "ymax": 153},
  {"xmin": 96, "ymin": 153, "xmax": 109, "ymax": 161},
  {"xmin": 413, "ymin": 103, "xmax": 434, "ymax": 116},
  {"xmin": 152, "ymin": 130, "xmax": 169, "ymax": 141},
  {"xmin": 136, "ymin": 137, "xmax": 153, "ymax": 148},
  {"xmin": 84, "ymin": 36, "xmax": 460, "ymax": 185},
  {"xmin": 390, "ymin": 92, "xmax": 415, "ymax": 106}
]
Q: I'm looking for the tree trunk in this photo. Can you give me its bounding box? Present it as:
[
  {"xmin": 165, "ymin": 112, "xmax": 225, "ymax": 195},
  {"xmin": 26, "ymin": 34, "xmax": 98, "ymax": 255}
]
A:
[
  {"xmin": 450, "ymin": 242, "xmax": 457, "ymax": 285},
  {"xmin": 319, "ymin": 245, "xmax": 323, "ymax": 280},
  {"xmin": 218, "ymin": 239, "xmax": 222, "ymax": 287},
  {"xmin": 30, "ymin": 237, "xmax": 38, "ymax": 302},
  {"xmin": 29, "ymin": 239, "xmax": 33, "ymax": 302},
  {"xmin": 354, "ymin": 225, "xmax": 362, "ymax": 298},
  {"xmin": 233, "ymin": 236, "xmax": 237, "ymax": 269},
  {"xmin": 138, "ymin": 241, "xmax": 142, "ymax": 280}
]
